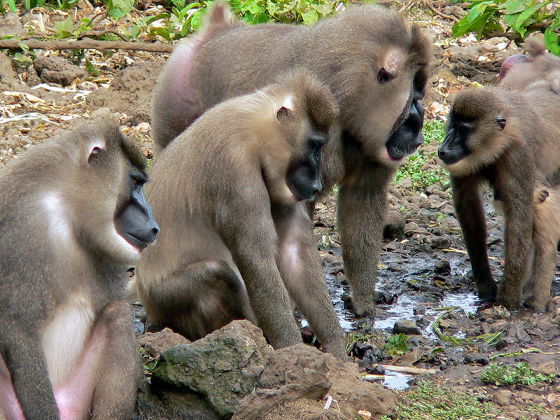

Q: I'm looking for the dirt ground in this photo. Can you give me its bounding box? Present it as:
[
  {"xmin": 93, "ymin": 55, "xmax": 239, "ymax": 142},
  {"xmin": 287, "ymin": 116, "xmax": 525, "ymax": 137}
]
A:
[{"xmin": 1, "ymin": 2, "xmax": 559, "ymax": 419}]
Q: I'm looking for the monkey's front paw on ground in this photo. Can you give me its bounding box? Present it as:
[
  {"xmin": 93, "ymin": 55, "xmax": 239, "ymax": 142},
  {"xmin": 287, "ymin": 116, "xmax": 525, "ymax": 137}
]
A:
[
  {"xmin": 496, "ymin": 289, "xmax": 523, "ymax": 310},
  {"xmin": 348, "ymin": 295, "xmax": 376, "ymax": 317}
]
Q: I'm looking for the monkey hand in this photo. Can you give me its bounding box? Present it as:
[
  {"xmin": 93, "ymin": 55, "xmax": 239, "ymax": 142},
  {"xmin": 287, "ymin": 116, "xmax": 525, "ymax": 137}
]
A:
[
  {"xmin": 349, "ymin": 293, "xmax": 376, "ymax": 318},
  {"xmin": 496, "ymin": 284, "xmax": 523, "ymax": 309}
]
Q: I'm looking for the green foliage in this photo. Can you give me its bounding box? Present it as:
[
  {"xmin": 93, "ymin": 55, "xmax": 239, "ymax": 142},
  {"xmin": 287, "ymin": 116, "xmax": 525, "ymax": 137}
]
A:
[
  {"xmin": 384, "ymin": 333, "xmax": 410, "ymax": 356},
  {"xmin": 395, "ymin": 119, "xmax": 449, "ymax": 191},
  {"xmin": 481, "ymin": 362, "xmax": 555, "ymax": 386},
  {"xmin": 389, "ymin": 381, "xmax": 492, "ymax": 420},
  {"xmin": 453, "ymin": 1, "xmax": 560, "ymax": 54}
]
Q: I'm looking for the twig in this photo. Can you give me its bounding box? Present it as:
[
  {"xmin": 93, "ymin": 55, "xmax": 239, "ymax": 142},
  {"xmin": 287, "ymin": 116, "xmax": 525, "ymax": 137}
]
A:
[
  {"xmin": 378, "ymin": 364, "xmax": 437, "ymax": 375},
  {"xmin": 77, "ymin": 29, "xmax": 128, "ymax": 41},
  {"xmin": 427, "ymin": 3, "xmax": 459, "ymax": 23},
  {"xmin": 0, "ymin": 38, "xmax": 173, "ymax": 53}
]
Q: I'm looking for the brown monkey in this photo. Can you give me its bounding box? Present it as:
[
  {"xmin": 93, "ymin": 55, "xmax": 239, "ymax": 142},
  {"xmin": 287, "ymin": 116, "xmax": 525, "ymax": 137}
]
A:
[
  {"xmin": 521, "ymin": 183, "xmax": 560, "ymax": 311},
  {"xmin": 138, "ymin": 70, "xmax": 347, "ymax": 357},
  {"xmin": 499, "ymin": 38, "xmax": 560, "ymax": 94},
  {"xmin": 151, "ymin": 1, "xmax": 432, "ymax": 316},
  {"xmin": 0, "ymin": 121, "xmax": 159, "ymax": 420},
  {"xmin": 438, "ymin": 85, "xmax": 560, "ymax": 308}
]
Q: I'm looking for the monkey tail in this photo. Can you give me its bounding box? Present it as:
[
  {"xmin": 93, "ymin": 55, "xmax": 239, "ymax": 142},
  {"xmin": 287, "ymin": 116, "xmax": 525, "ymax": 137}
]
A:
[{"xmin": 199, "ymin": 1, "xmax": 244, "ymax": 41}]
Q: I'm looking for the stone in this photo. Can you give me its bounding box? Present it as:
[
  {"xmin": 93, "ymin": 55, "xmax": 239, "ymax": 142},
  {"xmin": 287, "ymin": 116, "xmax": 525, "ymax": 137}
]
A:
[
  {"xmin": 493, "ymin": 390, "xmax": 512, "ymax": 406},
  {"xmin": 137, "ymin": 328, "xmax": 191, "ymax": 357},
  {"xmin": 153, "ymin": 320, "xmax": 270, "ymax": 417},
  {"xmin": 0, "ymin": 13, "xmax": 24, "ymax": 38},
  {"xmin": 33, "ymin": 55, "xmax": 86, "ymax": 86},
  {"xmin": 383, "ymin": 210, "xmax": 405, "ymax": 239},
  {"xmin": 393, "ymin": 319, "xmax": 421, "ymax": 335}
]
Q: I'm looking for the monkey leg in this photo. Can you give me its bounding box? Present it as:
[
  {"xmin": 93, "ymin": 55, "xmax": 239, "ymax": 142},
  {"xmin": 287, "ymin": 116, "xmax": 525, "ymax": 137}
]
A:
[
  {"xmin": 141, "ymin": 259, "xmax": 253, "ymax": 341},
  {"xmin": 89, "ymin": 301, "xmax": 141, "ymax": 419},
  {"xmin": 525, "ymin": 247, "xmax": 555, "ymax": 312},
  {"xmin": 338, "ymin": 163, "xmax": 395, "ymax": 316},
  {"xmin": 274, "ymin": 204, "xmax": 347, "ymax": 359},
  {"xmin": 452, "ymin": 175, "xmax": 497, "ymax": 300},
  {"xmin": 495, "ymin": 175, "xmax": 535, "ymax": 308},
  {"xmin": 0, "ymin": 332, "xmax": 59, "ymax": 420}
]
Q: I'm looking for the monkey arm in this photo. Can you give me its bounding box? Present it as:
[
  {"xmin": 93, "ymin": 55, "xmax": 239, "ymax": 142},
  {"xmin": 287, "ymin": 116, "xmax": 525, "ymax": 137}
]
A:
[
  {"xmin": 451, "ymin": 175, "xmax": 497, "ymax": 300},
  {"xmin": 2, "ymin": 331, "xmax": 60, "ymax": 420},
  {"xmin": 496, "ymin": 172, "xmax": 535, "ymax": 309},
  {"xmin": 337, "ymin": 164, "xmax": 394, "ymax": 316},
  {"xmin": 218, "ymin": 201, "xmax": 302, "ymax": 349},
  {"xmin": 274, "ymin": 204, "xmax": 347, "ymax": 359}
]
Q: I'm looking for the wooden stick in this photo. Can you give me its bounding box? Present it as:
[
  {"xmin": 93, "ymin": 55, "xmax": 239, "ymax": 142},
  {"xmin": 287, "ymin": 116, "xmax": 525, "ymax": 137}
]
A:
[
  {"xmin": 378, "ymin": 364, "xmax": 437, "ymax": 375},
  {"xmin": 0, "ymin": 38, "xmax": 173, "ymax": 53}
]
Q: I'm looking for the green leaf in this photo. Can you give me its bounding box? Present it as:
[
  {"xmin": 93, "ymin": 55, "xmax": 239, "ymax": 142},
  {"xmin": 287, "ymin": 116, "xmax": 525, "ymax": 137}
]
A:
[
  {"xmin": 85, "ymin": 58, "xmax": 100, "ymax": 76},
  {"xmin": 301, "ymin": 9, "xmax": 318, "ymax": 25},
  {"xmin": 106, "ymin": 0, "xmax": 135, "ymax": 20},
  {"xmin": 8, "ymin": 0, "xmax": 17, "ymax": 13},
  {"xmin": 512, "ymin": 2, "xmax": 549, "ymax": 37},
  {"xmin": 545, "ymin": 27, "xmax": 560, "ymax": 56},
  {"xmin": 504, "ymin": 0, "xmax": 527, "ymax": 14},
  {"xmin": 54, "ymin": 16, "xmax": 74, "ymax": 39}
]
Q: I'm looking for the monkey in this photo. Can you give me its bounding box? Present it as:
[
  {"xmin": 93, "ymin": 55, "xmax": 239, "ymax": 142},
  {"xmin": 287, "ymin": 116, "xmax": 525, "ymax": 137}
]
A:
[
  {"xmin": 498, "ymin": 38, "xmax": 560, "ymax": 94},
  {"xmin": 150, "ymin": 1, "xmax": 432, "ymax": 317},
  {"xmin": 515, "ymin": 182, "xmax": 560, "ymax": 312},
  {"xmin": 438, "ymin": 85, "xmax": 560, "ymax": 309},
  {"xmin": 137, "ymin": 70, "xmax": 347, "ymax": 358},
  {"xmin": 0, "ymin": 121, "xmax": 159, "ymax": 420}
]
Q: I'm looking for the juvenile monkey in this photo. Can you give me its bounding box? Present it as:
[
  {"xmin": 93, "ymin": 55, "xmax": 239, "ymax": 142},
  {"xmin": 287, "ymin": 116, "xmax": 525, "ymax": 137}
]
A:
[
  {"xmin": 499, "ymin": 38, "xmax": 560, "ymax": 94},
  {"xmin": 438, "ymin": 85, "xmax": 560, "ymax": 308},
  {"xmin": 0, "ymin": 121, "xmax": 159, "ymax": 420},
  {"xmin": 138, "ymin": 71, "xmax": 347, "ymax": 357},
  {"xmin": 522, "ymin": 183, "xmax": 560, "ymax": 311}
]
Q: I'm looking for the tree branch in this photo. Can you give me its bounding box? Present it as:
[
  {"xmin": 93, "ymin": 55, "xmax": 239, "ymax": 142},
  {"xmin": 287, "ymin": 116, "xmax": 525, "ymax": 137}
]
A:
[{"xmin": 0, "ymin": 38, "xmax": 173, "ymax": 53}]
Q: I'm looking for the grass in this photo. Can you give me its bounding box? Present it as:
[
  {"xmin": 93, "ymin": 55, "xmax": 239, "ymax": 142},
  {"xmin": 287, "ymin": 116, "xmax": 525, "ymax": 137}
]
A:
[
  {"xmin": 395, "ymin": 119, "xmax": 449, "ymax": 191},
  {"xmin": 481, "ymin": 362, "xmax": 555, "ymax": 387},
  {"xmin": 383, "ymin": 380, "xmax": 493, "ymax": 420}
]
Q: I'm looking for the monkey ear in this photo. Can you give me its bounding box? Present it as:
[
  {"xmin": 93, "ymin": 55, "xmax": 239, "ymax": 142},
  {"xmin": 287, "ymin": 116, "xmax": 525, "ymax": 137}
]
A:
[
  {"xmin": 276, "ymin": 106, "xmax": 291, "ymax": 121},
  {"xmin": 378, "ymin": 51, "xmax": 401, "ymax": 84},
  {"xmin": 88, "ymin": 145, "xmax": 104, "ymax": 163},
  {"xmin": 496, "ymin": 118, "xmax": 507, "ymax": 130},
  {"xmin": 377, "ymin": 67, "xmax": 397, "ymax": 84}
]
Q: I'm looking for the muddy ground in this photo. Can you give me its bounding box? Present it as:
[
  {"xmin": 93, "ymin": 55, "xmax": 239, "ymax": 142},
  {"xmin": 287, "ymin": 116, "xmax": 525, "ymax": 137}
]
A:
[{"xmin": 1, "ymin": 2, "xmax": 559, "ymax": 419}]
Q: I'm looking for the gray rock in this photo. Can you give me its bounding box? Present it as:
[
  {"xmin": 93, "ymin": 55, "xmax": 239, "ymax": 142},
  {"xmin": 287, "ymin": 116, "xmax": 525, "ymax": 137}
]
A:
[
  {"xmin": 0, "ymin": 13, "xmax": 24, "ymax": 38},
  {"xmin": 393, "ymin": 319, "xmax": 421, "ymax": 335},
  {"xmin": 153, "ymin": 320, "xmax": 270, "ymax": 418},
  {"xmin": 383, "ymin": 210, "xmax": 405, "ymax": 239},
  {"xmin": 493, "ymin": 389, "xmax": 512, "ymax": 406},
  {"xmin": 33, "ymin": 55, "xmax": 86, "ymax": 86}
]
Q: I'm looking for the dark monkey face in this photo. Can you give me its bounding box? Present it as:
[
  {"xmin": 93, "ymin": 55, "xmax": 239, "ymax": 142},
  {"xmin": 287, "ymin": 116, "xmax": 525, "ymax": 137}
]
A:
[
  {"xmin": 287, "ymin": 132, "xmax": 326, "ymax": 201},
  {"xmin": 384, "ymin": 72, "xmax": 426, "ymax": 162},
  {"xmin": 438, "ymin": 118, "xmax": 474, "ymax": 165},
  {"xmin": 78, "ymin": 127, "xmax": 160, "ymax": 264},
  {"xmin": 114, "ymin": 169, "xmax": 160, "ymax": 251}
]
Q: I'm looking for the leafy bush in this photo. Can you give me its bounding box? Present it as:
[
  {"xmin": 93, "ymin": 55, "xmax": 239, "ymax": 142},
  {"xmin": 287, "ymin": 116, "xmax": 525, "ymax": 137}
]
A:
[
  {"xmin": 481, "ymin": 362, "xmax": 555, "ymax": 386},
  {"xmin": 384, "ymin": 333, "xmax": 410, "ymax": 356},
  {"xmin": 453, "ymin": 1, "xmax": 560, "ymax": 55}
]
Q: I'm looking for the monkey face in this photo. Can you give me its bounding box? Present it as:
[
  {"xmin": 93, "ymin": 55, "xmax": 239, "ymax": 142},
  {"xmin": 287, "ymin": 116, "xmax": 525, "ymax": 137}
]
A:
[
  {"xmin": 286, "ymin": 133, "xmax": 326, "ymax": 201},
  {"xmin": 498, "ymin": 54, "xmax": 532, "ymax": 80},
  {"xmin": 75, "ymin": 127, "xmax": 159, "ymax": 265},
  {"xmin": 438, "ymin": 88, "xmax": 509, "ymax": 176}
]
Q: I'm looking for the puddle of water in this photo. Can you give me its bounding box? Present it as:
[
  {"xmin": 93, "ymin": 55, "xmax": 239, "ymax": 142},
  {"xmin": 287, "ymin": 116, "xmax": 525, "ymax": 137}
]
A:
[{"xmin": 383, "ymin": 371, "xmax": 414, "ymax": 391}]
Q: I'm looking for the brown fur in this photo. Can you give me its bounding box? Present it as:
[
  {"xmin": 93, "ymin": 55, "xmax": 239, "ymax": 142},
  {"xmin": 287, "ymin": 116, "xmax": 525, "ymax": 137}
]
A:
[
  {"xmin": 138, "ymin": 71, "xmax": 347, "ymax": 357},
  {"xmin": 522, "ymin": 183, "xmax": 560, "ymax": 311},
  {"xmin": 151, "ymin": 1, "xmax": 433, "ymax": 316},
  {"xmin": 440, "ymin": 86, "xmax": 560, "ymax": 308},
  {"xmin": 0, "ymin": 121, "xmax": 151, "ymax": 419}
]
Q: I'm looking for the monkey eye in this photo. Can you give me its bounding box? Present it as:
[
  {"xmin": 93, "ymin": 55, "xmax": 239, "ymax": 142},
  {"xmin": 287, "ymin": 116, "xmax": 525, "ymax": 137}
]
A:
[
  {"xmin": 88, "ymin": 146, "xmax": 102, "ymax": 162},
  {"xmin": 131, "ymin": 174, "xmax": 146, "ymax": 186},
  {"xmin": 496, "ymin": 118, "xmax": 506, "ymax": 129}
]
